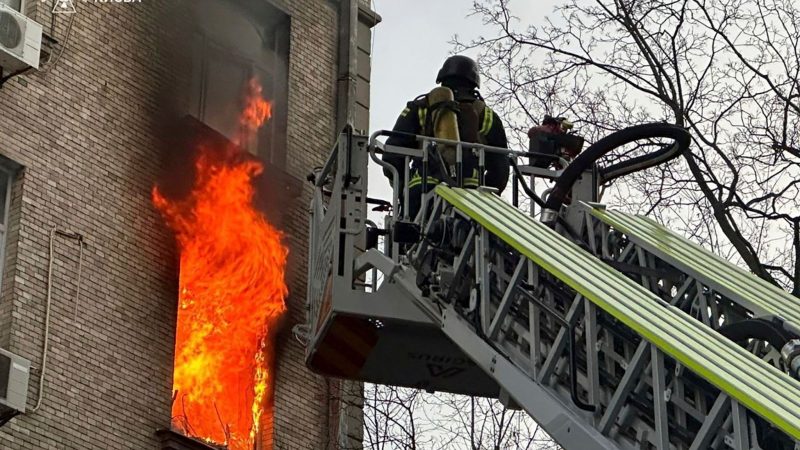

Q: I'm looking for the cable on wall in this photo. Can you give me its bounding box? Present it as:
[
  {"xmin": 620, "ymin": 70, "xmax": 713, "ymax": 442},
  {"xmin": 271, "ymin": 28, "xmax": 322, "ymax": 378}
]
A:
[
  {"xmin": 30, "ymin": 226, "xmax": 85, "ymax": 414},
  {"xmin": 42, "ymin": 9, "xmax": 75, "ymax": 72}
]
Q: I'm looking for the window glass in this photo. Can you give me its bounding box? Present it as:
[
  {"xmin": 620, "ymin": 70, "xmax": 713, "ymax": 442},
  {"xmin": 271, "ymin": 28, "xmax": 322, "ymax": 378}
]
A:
[
  {"xmin": 201, "ymin": 47, "xmax": 249, "ymax": 142},
  {"xmin": 0, "ymin": 0, "xmax": 21, "ymax": 11},
  {"xmin": 0, "ymin": 159, "xmax": 18, "ymax": 287},
  {"xmin": 188, "ymin": 0, "xmax": 288, "ymax": 164},
  {"xmin": 0, "ymin": 169, "xmax": 9, "ymax": 227}
]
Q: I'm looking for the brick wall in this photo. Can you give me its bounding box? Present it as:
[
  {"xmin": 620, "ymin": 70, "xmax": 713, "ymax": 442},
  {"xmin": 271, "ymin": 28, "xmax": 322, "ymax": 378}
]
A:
[
  {"xmin": 266, "ymin": 1, "xmax": 341, "ymax": 449},
  {"xmin": 0, "ymin": 0, "xmax": 349, "ymax": 449}
]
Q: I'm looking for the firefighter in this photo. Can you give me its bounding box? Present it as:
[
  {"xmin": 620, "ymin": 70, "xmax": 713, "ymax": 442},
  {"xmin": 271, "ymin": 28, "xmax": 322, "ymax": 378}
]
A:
[
  {"xmin": 382, "ymin": 55, "xmax": 510, "ymax": 220},
  {"xmin": 528, "ymin": 115, "xmax": 584, "ymax": 169}
]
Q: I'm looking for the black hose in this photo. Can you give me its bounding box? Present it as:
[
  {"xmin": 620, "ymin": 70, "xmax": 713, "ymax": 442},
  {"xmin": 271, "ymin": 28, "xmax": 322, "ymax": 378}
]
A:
[
  {"xmin": 718, "ymin": 318, "xmax": 800, "ymax": 450},
  {"xmin": 717, "ymin": 318, "xmax": 796, "ymax": 350},
  {"xmin": 541, "ymin": 123, "xmax": 691, "ymax": 221},
  {"xmin": 509, "ymin": 158, "xmax": 546, "ymax": 209},
  {"xmin": 600, "ymin": 128, "xmax": 690, "ymax": 184}
]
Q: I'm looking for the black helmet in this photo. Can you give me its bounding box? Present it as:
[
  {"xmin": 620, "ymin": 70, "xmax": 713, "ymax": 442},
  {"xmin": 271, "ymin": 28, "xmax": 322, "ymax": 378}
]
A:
[{"xmin": 436, "ymin": 55, "xmax": 480, "ymax": 89}]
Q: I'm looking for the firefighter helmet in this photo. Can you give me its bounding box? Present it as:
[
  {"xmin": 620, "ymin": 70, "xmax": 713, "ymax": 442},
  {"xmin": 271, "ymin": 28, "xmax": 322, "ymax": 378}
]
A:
[{"xmin": 436, "ymin": 55, "xmax": 480, "ymax": 89}]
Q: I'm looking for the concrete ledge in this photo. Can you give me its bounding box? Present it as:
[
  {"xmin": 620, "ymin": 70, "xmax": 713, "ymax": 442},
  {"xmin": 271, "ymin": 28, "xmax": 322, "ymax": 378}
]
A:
[{"xmin": 155, "ymin": 429, "xmax": 223, "ymax": 450}]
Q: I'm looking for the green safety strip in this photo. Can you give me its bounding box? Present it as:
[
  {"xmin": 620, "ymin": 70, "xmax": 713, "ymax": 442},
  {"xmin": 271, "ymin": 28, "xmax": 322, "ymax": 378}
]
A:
[
  {"xmin": 591, "ymin": 208, "xmax": 800, "ymax": 325},
  {"xmin": 409, "ymin": 169, "xmax": 480, "ymax": 189},
  {"xmin": 408, "ymin": 176, "xmax": 440, "ymax": 189},
  {"xmin": 419, "ymin": 107, "xmax": 428, "ymax": 129},
  {"xmin": 480, "ymin": 108, "xmax": 493, "ymax": 135},
  {"xmin": 435, "ymin": 186, "xmax": 800, "ymax": 440},
  {"xmin": 408, "ymin": 176, "xmax": 479, "ymax": 189}
]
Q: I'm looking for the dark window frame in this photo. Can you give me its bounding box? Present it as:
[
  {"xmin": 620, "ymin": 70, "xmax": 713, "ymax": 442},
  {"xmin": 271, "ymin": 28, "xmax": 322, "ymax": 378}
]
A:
[
  {"xmin": 188, "ymin": 0, "xmax": 290, "ymax": 168},
  {"xmin": 0, "ymin": 156, "xmax": 21, "ymax": 289}
]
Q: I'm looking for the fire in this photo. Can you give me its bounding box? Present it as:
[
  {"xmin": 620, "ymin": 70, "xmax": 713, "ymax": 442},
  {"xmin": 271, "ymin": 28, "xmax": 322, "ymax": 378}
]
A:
[
  {"xmin": 240, "ymin": 79, "xmax": 273, "ymax": 132},
  {"xmin": 153, "ymin": 81, "xmax": 287, "ymax": 449}
]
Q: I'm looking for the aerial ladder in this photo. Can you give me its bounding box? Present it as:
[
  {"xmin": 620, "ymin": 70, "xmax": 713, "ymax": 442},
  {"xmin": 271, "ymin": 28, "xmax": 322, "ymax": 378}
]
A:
[{"xmin": 304, "ymin": 123, "xmax": 800, "ymax": 450}]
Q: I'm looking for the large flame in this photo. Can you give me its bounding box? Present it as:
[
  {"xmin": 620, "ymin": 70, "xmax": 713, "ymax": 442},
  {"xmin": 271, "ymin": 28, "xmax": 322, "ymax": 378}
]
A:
[{"xmin": 153, "ymin": 80, "xmax": 287, "ymax": 449}]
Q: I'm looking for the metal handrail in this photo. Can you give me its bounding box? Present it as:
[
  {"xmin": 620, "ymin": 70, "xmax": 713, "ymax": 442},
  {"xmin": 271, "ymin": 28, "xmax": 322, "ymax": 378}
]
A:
[
  {"xmin": 367, "ymin": 130, "xmax": 569, "ymax": 223},
  {"xmin": 315, "ymin": 144, "xmax": 339, "ymax": 189},
  {"xmin": 368, "ymin": 129, "xmax": 570, "ymax": 168},
  {"xmin": 368, "ymin": 145, "xmax": 401, "ymax": 219}
]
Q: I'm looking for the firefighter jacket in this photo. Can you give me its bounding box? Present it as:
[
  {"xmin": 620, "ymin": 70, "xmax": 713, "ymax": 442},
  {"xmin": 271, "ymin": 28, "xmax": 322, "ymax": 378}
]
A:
[{"xmin": 382, "ymin": 90, "xmax": 510, "ymax": 193}]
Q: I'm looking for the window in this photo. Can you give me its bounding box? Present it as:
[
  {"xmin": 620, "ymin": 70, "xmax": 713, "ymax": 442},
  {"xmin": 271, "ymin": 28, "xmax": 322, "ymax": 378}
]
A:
[
  {"xmin": 187, "ymin": 0, "xmax": 289, "ymax": 167},
  {"xmin": 0, "ymin": 0, "xmax": 21, "ymax": 12},
  {"xmin": 0, "ymin": 161, "xmax": 16, "ymax": 281}
]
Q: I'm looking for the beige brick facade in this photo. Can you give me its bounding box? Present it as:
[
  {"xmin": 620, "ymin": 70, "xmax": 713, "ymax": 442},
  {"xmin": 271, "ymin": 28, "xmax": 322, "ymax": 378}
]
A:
[{"xmin": 0, "ymin": 0, "xmax": 367, "ymax": 448}]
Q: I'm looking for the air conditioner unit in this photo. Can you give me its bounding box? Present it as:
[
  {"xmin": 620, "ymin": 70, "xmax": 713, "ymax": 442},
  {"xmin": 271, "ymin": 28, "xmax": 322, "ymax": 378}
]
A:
[
  {"xmin": 0, "ymin": 3, "xmax": 42, "ymax": 75},
  {"xmin": 0, "ymin": 348, "xmax": 30, "ymax": 420}
]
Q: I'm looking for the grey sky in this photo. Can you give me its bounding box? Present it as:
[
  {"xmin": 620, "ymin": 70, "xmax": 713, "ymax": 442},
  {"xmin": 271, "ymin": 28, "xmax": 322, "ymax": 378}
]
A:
[
  {"xmin": 369, "ymin": 0, "xmax": 546, "ymax": 134},
  {"xmin": 366, "ymin": 0, "xmax": 550, "ymax": 204}
]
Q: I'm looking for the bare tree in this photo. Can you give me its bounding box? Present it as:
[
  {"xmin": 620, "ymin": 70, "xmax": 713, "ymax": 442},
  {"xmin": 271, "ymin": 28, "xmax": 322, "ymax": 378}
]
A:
[
  {"xmin": 358, "ymin": 386, "xmax": 560, "ymax": 450},
  {"xmin": 347, "ymin": 384, "xmax": 427, "ymax": 450},
  {"xmin": 424, "ymin": 394, "xmax": 561, "ymax": 450},
  {"xmin": 455, "ymin": 0, "xmax": 800, "ymax": 293}
]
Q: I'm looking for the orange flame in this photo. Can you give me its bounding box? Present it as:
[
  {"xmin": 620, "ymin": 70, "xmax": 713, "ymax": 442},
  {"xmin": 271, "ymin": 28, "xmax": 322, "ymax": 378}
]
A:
[
  {"xmin": 153, "ymin": 81, "xmax": 287, "ymax": 450},
  {"xmin": 240, "ymin": 79, "xmax": 273, "ymax": 132}
]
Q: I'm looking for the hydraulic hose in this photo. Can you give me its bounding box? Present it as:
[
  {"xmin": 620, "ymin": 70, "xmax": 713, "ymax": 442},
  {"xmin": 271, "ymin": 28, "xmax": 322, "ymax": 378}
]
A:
[
  {"xmin": 718, "ymin": 318, "xmax": 799, "ymax": 450},
  {"xmin": 541, "ymin": 123, "xmax": 691, "ymax": 223},
  {"xmin": 717, "ymin": 318, "xmax": 795, "ymax": 351}
]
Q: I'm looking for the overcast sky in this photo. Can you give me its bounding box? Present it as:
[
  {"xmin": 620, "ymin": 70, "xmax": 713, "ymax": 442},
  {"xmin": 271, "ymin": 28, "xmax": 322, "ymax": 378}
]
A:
[
  {"xmin": 366, "ymin": 0, "xmax": 552, "ymax": 206},
  {"xmin": 369, "ymin": 0, "xmax": 546, "ymax": 133}
]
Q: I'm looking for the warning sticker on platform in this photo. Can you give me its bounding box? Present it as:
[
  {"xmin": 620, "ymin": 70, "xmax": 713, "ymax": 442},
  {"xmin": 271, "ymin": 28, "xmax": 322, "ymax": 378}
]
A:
[
  {"xmin": 425, "ymin": 364, "xmax": 465, "ymax": 378},
  {"xmin": 408, "ymin": 352, "xmax": 474, "ymax": 378}
]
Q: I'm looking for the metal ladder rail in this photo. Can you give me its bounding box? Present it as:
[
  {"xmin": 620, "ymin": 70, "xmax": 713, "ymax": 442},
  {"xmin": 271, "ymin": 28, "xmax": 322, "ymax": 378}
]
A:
[
  {"xmin": 579, "ymin": 205, "xmax": 752, "ymax": 330},
  {"xmin": 582, "ymin": 205, "xmax": 800, "ymax": 373},
  {"xmin": 410, "ymin": 195, "xmax": 694, "ymax": 449},
  {"xmin": 428, "ymin": 187, "xmax": 800, "ymax": 450},
  {"xmin": 587, "ymin": 206, "xmax": 800, "ymax": 327}
]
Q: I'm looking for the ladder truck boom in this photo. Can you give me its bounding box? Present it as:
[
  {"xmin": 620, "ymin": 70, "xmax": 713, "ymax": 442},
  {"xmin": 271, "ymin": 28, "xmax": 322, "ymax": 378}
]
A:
[{"xmin": 304, "ymin": 125, "xmax": 800, "ymax": 450}]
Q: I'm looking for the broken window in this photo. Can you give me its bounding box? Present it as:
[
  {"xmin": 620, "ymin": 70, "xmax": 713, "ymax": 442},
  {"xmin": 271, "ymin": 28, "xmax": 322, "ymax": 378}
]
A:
[
  {"xmin": 187, "ymin": 0, "xmax": 289, "ymax": 167},
  {"xmin": 157, "ymin": 3, "xmax": 293, "ymax": 449}
]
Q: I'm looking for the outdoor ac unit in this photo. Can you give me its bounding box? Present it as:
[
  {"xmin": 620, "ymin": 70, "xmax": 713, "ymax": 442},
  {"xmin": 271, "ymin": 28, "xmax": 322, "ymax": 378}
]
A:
[
  {"xmin": 0, "ymin": 348, "xmax": 30, "ymax": 417},
  {"xmin": 0, "ymin": 3, "xmax": 42, "ymax": 74}
]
